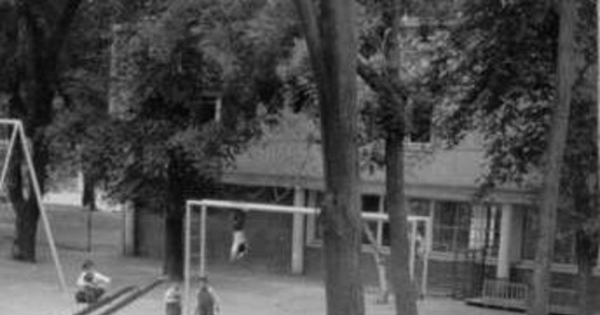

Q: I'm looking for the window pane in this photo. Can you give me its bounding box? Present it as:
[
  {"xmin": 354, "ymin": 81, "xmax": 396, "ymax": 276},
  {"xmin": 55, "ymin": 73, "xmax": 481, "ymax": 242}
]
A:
[
  {"xmin": 409, "ymin": 103, "xmax": 433, "ymax": 143},
  {"xmin": 362, "ymin": 194, "xmax": 381, "ymax": 246},
  {"xmin": 519, "ymin": 205, "xmax": 576, "ymax": 264},
  {"xmin": 520, "ymin": 205, "xmax": 537, "ymax": 261},
  {"xmin": 555, "ymin": 210, "xmax": 576, "ymax": 264},
  {"xmin": 432, "ymin": 201, "xmax": 472, "ymax": 253},
  {"xmin": 467, "ymin": 205, "xmax": 500, "ymax": 257}
]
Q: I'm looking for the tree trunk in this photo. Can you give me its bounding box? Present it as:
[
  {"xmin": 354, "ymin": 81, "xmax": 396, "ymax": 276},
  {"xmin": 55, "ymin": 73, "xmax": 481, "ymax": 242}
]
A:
[
  {"xmin": 5, "ymin": 131, "xmax": 40, "ymax": 261},
  {"xmin": 82, "ymin": 170, "xmax": 97, "ymax": 211},
  {"xmin": 528, "ymin": 1, "xmax": 576, "ymax": 314},
  {"xmin": 319, "ymin": 1, "xmax": 364, "ymax": 312},
  {"xmin": 164, "ymin": 210, "xmax": 184, "ymax": 280},
  {"xmin": 163, "ymin": 155, "xmax": 185, "ymax": 280},
  {"xmin": 382, "ymin": 1, "xmax": 418, "ymax": 314},
  {"xmin": 13, "ymin": 197, "xmax": 40, "ymax": 261},
  {"xmin": 386, "ymin": 135, "xmax": 418, "ymax": 315},
  {"xmin": 293, "ymin": 1, "xmax": 364, "ymax": 315},
  {"xmin": 4, "ymin": 0, "xmax": 83, "ymax": 263}
]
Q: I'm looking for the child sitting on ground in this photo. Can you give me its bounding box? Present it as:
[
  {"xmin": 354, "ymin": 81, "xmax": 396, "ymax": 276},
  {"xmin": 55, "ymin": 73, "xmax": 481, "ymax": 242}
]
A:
[
  {"xmin": 195, "ymin": 277, "xmax": 220, "ymax": 315},
  {"xmin": 75, "ymin": 259, "xmax": 111, "ymax": 304}
]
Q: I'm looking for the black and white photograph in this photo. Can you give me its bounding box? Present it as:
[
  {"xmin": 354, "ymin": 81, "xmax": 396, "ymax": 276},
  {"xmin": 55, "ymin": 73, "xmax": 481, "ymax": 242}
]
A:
[{"xmin": 0, "ymin": 0, "xmax": 597, "ymax": 314}]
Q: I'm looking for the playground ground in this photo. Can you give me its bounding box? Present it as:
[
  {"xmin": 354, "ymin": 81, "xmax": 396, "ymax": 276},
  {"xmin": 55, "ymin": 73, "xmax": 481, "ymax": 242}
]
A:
[{"xmin": 0, "ymin": 206, "xmax": 514, "ymax": 315}]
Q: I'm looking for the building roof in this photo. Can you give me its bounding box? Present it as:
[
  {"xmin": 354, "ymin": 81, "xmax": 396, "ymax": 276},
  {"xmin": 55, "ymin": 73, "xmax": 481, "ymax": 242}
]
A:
[{"xmin": 222, "ymin": 109, "xmax": 535, "ymax": 204}]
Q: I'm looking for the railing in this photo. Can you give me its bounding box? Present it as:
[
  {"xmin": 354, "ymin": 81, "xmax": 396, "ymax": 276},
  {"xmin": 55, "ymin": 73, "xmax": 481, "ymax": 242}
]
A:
[
  {"xmin": 482, "ymin": 279, "xmax": 528, "ymax": 307},
  {"xmin": 480, "ymin": 279, "xmax": 578, "ymax": 314}
]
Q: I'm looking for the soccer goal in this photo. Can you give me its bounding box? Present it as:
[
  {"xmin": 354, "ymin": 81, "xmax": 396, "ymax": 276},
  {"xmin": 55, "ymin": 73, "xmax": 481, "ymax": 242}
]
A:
[
  {"xmin": 183, "ymin": 198, "xmax": 432, "ymax": 315},
  {"xmin": 0, "ymin": 119, "xmax": 67, "ymax": 292}
]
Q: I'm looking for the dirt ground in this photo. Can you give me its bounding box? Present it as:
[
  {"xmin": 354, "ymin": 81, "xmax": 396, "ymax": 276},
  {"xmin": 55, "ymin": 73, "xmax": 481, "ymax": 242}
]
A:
[{"xmin": 0, "ymin": 206, "xmax": 512, "ymax": 315}]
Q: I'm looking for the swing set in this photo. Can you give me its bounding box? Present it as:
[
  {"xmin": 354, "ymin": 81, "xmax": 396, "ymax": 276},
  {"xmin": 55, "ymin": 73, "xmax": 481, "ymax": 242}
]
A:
[{"xmin": 0, "ymin": 119, "xmax": 66, "ymax": 291}]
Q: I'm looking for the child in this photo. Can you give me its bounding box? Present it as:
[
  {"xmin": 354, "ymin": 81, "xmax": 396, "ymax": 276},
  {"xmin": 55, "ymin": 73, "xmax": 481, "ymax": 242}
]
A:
[
  {"xmin": 164, "ymin": 283, "xmax": 182, "ymax": 315},
  {"xmin": 75, "ymin": 259, "xmax": 111, "ymax": 304},
  {"xmin": 195, "ymin": 277, "xmax": 220, "ymax": 315},
  {"xmin": 230, "ymin": 210, "xmax": 249, "ymax": 261}
]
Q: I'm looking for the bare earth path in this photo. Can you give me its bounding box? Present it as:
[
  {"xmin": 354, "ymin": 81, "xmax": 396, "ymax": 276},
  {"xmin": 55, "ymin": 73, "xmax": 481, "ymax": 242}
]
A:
[{"xmin": 0, "ymin": 246, "xmax": 513, "ymax": 315}]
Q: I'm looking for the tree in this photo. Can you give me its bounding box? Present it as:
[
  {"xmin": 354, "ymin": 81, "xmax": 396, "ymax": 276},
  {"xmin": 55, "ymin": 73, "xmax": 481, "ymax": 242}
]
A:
[
  {"xmin": 292, "ymin": 1, "xmax": 365, "ymax": 315},
  {"xmin": 0, "ymin": 0, "xmax": 85, "ymax": 261},
  {"xmin": 429, "ymin": 1, "xmax": 596, "ymax": 314},
  {"xmin": 530, "ymin": 1, "xmax": 577, "ymax": 314},
  {"xmin": 86, "ymin": 0, "xmax": 297, "ymax": 279},
  {"xmin": 380, "ymin": 0, "xmax": 419, "ymax": 313},
  {"xmin": 283, "ymin": 2, "xmax": 450, "ymax": 313}
]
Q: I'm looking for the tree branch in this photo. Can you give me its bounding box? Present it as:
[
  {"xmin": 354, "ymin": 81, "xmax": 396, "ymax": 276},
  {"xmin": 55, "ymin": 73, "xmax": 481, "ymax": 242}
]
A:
[
  {"xmin": 292, "ymin": 0, "xmax": 326, "ymax": 88},
  {"xmin": 356, "ymin": 56, "xmax": 408, "ymax": 107}
]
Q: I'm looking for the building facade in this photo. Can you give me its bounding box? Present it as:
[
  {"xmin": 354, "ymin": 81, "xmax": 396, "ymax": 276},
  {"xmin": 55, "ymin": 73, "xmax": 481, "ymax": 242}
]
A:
[{"xmin": 129, "ymin": 107, "xmax": 596, "ymax": 312}]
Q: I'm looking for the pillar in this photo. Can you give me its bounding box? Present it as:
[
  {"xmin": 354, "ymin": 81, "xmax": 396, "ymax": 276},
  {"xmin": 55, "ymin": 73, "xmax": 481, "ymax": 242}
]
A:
[
  {"xmin": 291, "ymin": 187, "xmax": 306, "ymax": 274},
  {"xmin": 496, "ymin": 203, "xmax": 514, "ymax": 279},
  {"xmin": 122, "ymin": 202, "xmax": 135, "ymax": 256}
]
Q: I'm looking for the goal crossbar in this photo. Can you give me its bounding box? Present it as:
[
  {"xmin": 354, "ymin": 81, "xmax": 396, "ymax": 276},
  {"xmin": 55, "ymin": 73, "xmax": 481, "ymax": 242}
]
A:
[
  {"xmin": 183, "ymin": 198, "xmax": 432, "ymax": 315},
  {"xmin": 186, "ymin": 199, "xmax": 431, "ymax": 223}
]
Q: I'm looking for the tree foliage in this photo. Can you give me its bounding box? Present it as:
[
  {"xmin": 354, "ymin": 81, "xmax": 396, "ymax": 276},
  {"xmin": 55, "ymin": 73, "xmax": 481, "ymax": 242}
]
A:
[
  {"xmin": 431, "ymin": 0, "xmax": 596, "ymax": 188},
  {"xmin": 430, "ymin": 1, "xmax": 597, "ymax": 314}
]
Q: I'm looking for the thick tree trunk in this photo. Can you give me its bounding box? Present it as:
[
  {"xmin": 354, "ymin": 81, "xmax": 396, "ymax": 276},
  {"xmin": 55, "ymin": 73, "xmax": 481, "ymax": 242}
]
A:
[
  {"xmin": 13, "ymin": 197, "xmax": 40, "ymax": 261},
  {"xmin": 293, "ymin": 1, "xmax": 364, "ymax": 315},
  {"xmin": 319, "ymin": 1, "xmax": 363, "ymax": 313},
  {"xmin": 386, "ymin": 135, "xmax": 418, "ymax": 315},
  {"xmin": 163, "ymin": 155, "xmax": 185, "ymax": 280},
  {"xmin": 164, "ymin": 210, "xmax": 184, "ymax": 280},
  {"xmin": 4, "ymin": 0, "xmax": 83, "ymax": 263},
  {"xmin": 383, "ymin": 1, "xmax": 418, "ymax": 314},
  {"xmin": 6, "ymin": 132, "xmax": 40, "ymax": 261},
  {"xmin": 528, "ymin": 1, "xmax": 576, "ymax": 314}
]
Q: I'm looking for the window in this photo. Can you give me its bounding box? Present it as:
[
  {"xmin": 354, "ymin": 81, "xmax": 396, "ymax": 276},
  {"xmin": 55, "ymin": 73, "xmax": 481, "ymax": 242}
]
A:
[
  {"xmin": 362, "ymin": 194, "xmax": 384, "ymax": 246},
  {"xmin": 194, "ymin": 93, "xmax": 221, "ymax": 124},
  {"xmin": 521, "ymin": 206, "xmax": 576, "ymax": 264},
  {"xmin": 468, "ymin": 204, "xmax": 500, "ymax": 257},
  {"xmin": 432, "ymin": 201, "xmax": 472, "ymax": 253},
  {"xmin": 431, "ymin": 201, "xmax": 499, "ymax": 256},
  {"xmin": 408, "ymin": 103, "xmax": 433, "ymax": 143},
  {"xmin": 306, "ymin": 193, "xmax": 434, "ymax": 248}
]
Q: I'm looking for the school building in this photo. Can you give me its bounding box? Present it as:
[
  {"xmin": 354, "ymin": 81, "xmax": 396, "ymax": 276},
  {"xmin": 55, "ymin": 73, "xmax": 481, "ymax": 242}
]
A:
[{"xmin": 125, "ymin": 106, "xmax": 598, "ymax": 313}]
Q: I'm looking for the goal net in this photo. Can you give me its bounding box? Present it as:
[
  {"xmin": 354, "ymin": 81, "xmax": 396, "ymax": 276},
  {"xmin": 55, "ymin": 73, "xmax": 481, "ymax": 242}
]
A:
[
  {"xmin": 182, "ymin": 199, "xmax": 432, "ymax": 315},
  {"xmin": 0, "ymin": 119, "xmax": 66, "ymax": 291}
]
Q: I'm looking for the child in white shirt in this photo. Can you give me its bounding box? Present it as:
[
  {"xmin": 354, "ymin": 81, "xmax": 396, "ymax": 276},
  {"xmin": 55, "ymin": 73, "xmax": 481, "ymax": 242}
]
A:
[{"xmin": 75, "ymin": 259, "xmax": 111, "ymax": 304}]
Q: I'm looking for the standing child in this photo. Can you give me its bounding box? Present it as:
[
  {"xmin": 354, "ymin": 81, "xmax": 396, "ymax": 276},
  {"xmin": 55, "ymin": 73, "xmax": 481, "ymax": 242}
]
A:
[
  {"xmin": 165, "ymin": 283, "xmax": 182, "ymax": 315},
  {"xmin": 75, "ymin": 259, "xmax": 111, "ymax": 304},
  {"xmin": 195, "ymin": 277, "xmax": 220, "ymax": 315}
]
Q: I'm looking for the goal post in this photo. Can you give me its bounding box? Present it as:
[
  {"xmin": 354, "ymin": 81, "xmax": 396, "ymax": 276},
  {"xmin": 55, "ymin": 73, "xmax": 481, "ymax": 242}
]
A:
[
  {"xmin": 183, "ymin": 198, "xmax": 432, "ymax": 315},
  {"xmin": 0, "ymin": 119, "xmax": 67, "ymax": 292}
]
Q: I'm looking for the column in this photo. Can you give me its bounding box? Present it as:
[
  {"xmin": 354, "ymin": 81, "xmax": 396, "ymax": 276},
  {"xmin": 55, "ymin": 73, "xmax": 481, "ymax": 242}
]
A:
[
  {"xmin": 122, "ymin": 202, "xmax": 135, "ymax": 256},
  {"xmin": 291, "ymin": 187, "xmax": 306, "ymax": 274},
  {"xmin": 496, "ymin": 203, "xmax": 514, "ymax": 279}
]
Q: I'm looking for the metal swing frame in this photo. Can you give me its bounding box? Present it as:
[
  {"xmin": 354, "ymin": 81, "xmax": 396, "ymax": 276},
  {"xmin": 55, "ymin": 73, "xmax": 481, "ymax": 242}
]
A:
[{"xmin": 0, "ymin": 119, "xmax": 67, "ymax": 292}]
